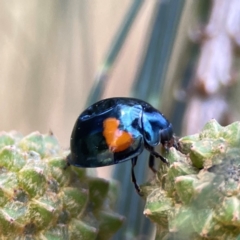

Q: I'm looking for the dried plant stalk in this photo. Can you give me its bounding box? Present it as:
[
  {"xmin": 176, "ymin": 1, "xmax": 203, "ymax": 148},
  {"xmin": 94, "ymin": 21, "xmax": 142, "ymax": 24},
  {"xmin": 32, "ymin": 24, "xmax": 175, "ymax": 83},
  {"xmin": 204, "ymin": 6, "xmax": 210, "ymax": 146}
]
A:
[{"xmin": 183, "ymin": 0, "xmax": 240, "ymax": 135}]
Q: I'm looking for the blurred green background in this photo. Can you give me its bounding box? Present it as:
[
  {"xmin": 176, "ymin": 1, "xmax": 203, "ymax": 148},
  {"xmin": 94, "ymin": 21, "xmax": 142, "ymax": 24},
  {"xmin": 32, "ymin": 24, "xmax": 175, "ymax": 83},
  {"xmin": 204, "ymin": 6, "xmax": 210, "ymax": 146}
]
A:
[
  {"xmin": 1, "ymin": 0, "xmax": 240, "ymax": 239},
  {"xmin": 0, "ymin": 0, "xmax": 148, "ymax": 147}
]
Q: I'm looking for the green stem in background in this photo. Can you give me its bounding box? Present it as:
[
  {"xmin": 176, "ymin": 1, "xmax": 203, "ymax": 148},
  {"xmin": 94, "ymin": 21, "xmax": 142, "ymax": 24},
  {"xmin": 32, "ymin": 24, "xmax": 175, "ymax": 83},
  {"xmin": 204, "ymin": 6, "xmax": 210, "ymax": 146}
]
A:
[
  {"xmin": 86, "ymin": 0, "xmax": 144, "ymax": 106},
  {"xmin": 132, "ymin": 0, "xmax": 185, "ymax": 107},
  {"xmin": 113, "ymin": 1, "xmax": 185, "ymax": 239}
]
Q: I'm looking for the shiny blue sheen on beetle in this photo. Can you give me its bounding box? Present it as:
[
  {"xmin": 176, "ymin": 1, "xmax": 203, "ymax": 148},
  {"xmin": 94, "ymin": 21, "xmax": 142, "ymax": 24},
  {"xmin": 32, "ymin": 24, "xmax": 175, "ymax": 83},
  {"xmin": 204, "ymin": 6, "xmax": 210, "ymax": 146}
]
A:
[{"xmin": 67, "ymin": 97, "xmax": 175, "ymax": 194}]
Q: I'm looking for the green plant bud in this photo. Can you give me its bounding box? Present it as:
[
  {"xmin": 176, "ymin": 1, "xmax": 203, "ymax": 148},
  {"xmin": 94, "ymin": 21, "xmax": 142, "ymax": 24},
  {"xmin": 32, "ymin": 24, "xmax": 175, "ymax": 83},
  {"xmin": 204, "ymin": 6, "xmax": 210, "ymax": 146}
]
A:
[
  {"xmin": 143, "ymin": 120, "xmax": 240, "ymax": 239},
  {"xmin": 0, "ymin": 131, "xmax": 123, "ymax": 239}
]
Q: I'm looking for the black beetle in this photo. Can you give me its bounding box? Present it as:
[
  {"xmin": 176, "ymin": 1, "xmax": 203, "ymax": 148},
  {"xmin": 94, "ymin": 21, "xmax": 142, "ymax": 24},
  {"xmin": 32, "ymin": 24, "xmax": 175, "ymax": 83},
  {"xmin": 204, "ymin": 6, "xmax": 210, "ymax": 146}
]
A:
[{"xmin": 67, "ymin": 97, "xmax": 176, "ymax": 194}]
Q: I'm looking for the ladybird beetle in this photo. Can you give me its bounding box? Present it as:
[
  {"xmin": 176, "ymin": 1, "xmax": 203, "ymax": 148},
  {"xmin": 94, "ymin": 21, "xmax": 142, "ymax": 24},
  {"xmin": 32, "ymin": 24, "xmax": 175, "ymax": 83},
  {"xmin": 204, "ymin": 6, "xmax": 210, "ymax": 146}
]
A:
[{"xmin": 67, "ymin": 97, "xmax": 176, "ymax": 195}]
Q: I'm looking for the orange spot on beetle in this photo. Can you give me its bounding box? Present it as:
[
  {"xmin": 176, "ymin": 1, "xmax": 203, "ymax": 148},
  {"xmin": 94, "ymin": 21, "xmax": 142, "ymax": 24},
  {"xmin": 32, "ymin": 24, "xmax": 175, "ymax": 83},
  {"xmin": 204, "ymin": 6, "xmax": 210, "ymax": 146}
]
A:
[{"xmin": 103, "ymin": 118, "xmax": 133, "ymax": 152}]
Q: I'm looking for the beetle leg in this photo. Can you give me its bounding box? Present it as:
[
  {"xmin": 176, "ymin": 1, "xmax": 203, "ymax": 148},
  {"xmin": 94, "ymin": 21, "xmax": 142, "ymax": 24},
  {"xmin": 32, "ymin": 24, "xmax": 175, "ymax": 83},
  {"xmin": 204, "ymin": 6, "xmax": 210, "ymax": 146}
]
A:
[
  {"xmin": 144, "ymin": 143, "xmax": 169, "ymax": 165},
  {"xmin": 152, "ymin": 150, "xmax": 169, "ymax": 165},
  {"xmin": 163, "ymin": 141, "xmax": 170, "ymax": 152},
  {"xmin": 131, "ymin": 157, "xmax": 141, "ymax": 194},
  {"xmin": 148, "ymin": 154, "xmax": 157, "ymax": 174},
  {"xmin": 64, "ymin": 155, "xmax": 71, "ymax": 170}
]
